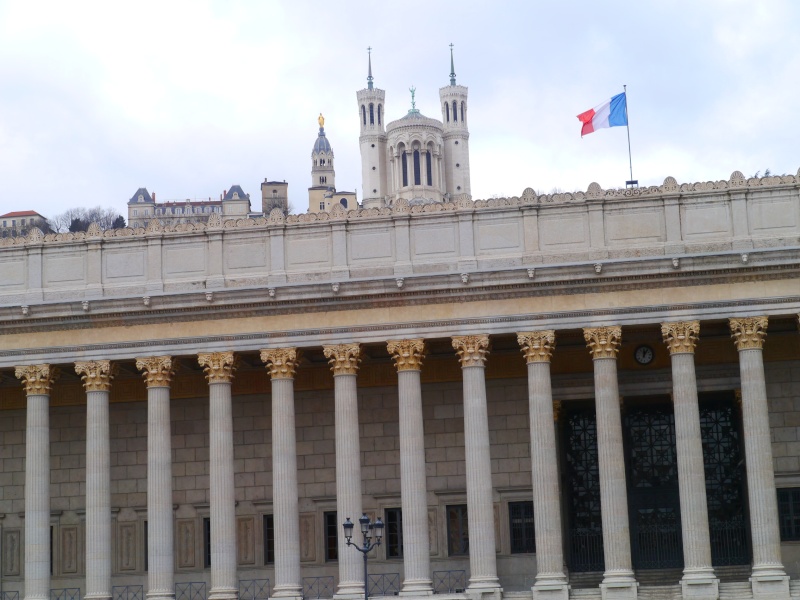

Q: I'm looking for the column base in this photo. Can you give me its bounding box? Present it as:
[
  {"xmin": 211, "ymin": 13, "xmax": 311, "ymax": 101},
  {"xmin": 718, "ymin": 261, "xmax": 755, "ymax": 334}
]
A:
[
  {"xmin": 400, "ymin": 578, "xmax": 434, "ymax": 596},
  {"xmin": 680, "ymin": 571, "xmax": 719, "ymax": 600},
  {"xmin": 750, "ymin": 572, "xmax": 789, "ymax": 600},
  {"xmin": 208, "ymin": 587, "xmax": 238, "ymax": 600},
  {"xmin": 84, "ymin": 595, "xmax": 112, "ymax": 600},
  {"xmin": 146, "ymin": 591, "xmax": 176, "ymax": 600},
  {"xmin": 600, "ymin": 573, "xmax": 638, "ymax": 600},
  {"xmin": 334, "ymin": 582, "xmax": 365, "ymax": 600},
  {"xmin": 532, "ymin": 578, "xmax": 569, "ymax": 600},
  {"xmin": 464, "ymin": 584, "xmax": 502, "ymax": 600},
  {"xmin": 271, "ymin": 584, "xmax": 303, "ymax": 600}
]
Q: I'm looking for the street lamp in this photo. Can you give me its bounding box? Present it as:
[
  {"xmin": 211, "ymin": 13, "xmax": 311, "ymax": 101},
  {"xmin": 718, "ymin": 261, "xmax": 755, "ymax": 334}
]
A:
[{"xmin": 343, "ymin": 513, "xmax": 384, "ymax": 600}]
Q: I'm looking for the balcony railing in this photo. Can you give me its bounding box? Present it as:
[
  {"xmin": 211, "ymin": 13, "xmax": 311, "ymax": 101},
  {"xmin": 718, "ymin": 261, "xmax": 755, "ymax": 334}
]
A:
[
  {"xmin": 302, "ymin": 576, "xmax": 335, "ymax": 599},
  {"xmin": 239, "ymin": 579, "xmax": 271, "ymax": 600},
  {"xmin": 175, "ymin": 582, "xmax": 207, "ymax": 600},
  {"xmin": 367, "ymin": 573, "xmax": 400, "ymax": 597},
  {"xmin": 432, "ymin": 570, "xmax": 466, "ymax": 594},
  {"xmin": 50, "ymin": 589, "xmax": 80, "ymax": 600},
  {"xmin": 113, "ymin": 585, "xmax": 144, "ymax": 600}
]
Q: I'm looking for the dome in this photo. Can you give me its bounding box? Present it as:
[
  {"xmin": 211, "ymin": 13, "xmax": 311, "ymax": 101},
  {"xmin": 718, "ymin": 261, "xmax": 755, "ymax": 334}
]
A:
[{"xmin": 313, "ymin": 127, "xmax": 332, "ymax": 154}]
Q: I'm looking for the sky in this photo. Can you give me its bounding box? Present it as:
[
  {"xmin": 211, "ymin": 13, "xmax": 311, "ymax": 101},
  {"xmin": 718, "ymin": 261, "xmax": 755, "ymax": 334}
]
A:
[{"xmin": 0, "ymin": 0, "xmax": 798, "ymax": 221}]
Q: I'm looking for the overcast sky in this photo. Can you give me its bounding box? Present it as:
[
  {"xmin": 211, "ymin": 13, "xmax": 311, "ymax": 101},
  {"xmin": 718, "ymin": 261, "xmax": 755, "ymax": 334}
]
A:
[{"xmin": 1, "ymin": 0, "xmax": 798, "ymax": 220}]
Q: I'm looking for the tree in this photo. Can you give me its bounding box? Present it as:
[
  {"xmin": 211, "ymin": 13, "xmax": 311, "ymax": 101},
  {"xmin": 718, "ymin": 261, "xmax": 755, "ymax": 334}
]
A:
[
  {"xmin": 48, "ymin": 206, "xmax": 126, "ymax": 233},
  {"xmin": 111, "ymin": 215, "xmax": 126, "ymax": 229}
]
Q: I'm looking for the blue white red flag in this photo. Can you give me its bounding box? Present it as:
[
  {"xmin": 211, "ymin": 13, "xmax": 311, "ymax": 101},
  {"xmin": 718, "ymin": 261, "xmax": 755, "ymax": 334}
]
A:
[{"xmin": 577, "ymin": 92, "xmax": 628, "ymax": 137}]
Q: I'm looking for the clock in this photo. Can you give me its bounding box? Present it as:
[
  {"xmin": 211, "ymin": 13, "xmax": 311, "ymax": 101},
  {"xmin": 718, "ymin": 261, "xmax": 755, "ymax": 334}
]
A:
[{"xmin": 634, "ymin": 345, "xmax": 655, "ymax": 365}]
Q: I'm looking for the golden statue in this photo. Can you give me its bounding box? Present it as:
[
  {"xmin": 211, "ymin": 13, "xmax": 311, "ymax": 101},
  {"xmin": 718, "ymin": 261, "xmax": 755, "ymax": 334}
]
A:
[{"xmin": 318, "ymin": 113, "xmax": 325, "ymax": 128}]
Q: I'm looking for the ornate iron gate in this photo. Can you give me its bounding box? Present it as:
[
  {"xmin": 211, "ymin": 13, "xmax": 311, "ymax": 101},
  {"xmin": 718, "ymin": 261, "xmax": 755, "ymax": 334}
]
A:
[
  {"xmin": 624, "ymin": 403, "xmax": 684, "ymax": 569},
  {"xmin": 563, "ymin": 407, "xmax": 604, "ymax": 572},
  {"xmin": 700, "ymin": 396, "xmax": 750, "ymax": 565}
]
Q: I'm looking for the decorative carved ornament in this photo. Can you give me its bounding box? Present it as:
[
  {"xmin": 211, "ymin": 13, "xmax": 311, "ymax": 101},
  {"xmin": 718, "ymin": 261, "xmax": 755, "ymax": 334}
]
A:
[
  {"xmin": 74, "ymin": 360, "xmax": 118, "ymax": 392},
  {"xmin": 386, "ymin": 339, "xmax": 426, "ymax": 372},
  {"xmin": 583, "ymin": 326, "xmax": 622, "ymax": 359},
  {"xmin": 729, "ymin": 316, "xmax": 768, "ymax": 351},
  {"xmin": 452, "ymin": 335, "xmax": 490, "ymax": 368},
  {"xmin": 322, "ymin": 344, "xmax": 361, "ymax": 376},
  {"xmin": 517, "ymin": 330, "xmax": 556, "ymax": 363},
  {"xmin": 260, "ymin": 348, "xmax": 302, "ymax": 379},
  {"xmin": 197, "ymin": 351, "xmax": 237, "ymax": 383},
  {"xmin": 15, "ymin": 364, "xmax": 59, "ymax": 395},
  {"xmin": 552, "ymin": 400, "xmax": 562, "ymax": 423},
  {"xmin": 135, "ymin": 356, "xmax": 176, "ymax": 388},
  {"xmin": 661, "ymin": 320, "xmax": 700, "ymax": 355}
]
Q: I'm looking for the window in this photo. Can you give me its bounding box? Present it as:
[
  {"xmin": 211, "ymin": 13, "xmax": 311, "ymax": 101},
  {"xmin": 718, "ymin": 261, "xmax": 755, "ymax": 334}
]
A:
[
  {"xmin": 133, "ymin": 210, "xmax": 138, "ymax": 216},
  {"xmin": 324, "ymin": 511, "xmax": 338, "ymax": 561},
  {"xmin": 509, "ymin": 501, "xmax": 535, "ymax": 553},
  {"xmin": 340, "ymin": 198, "xmax": 348, "ymax": 208},
  {"xmin": 378, "ymin": 104, "xmax": 382, "ymax": 125},
  {"xmin": 445, "ymin": 103, "xmax": 450, "ymax": 122},
  {"xmin": 385, "ymin": 508, "xmax": 403, "ymax": 558},
  {"xmin": 402, "ymin": 153, "xmax": 408, "ymax": 187},
  {"xmin": 461, "ymin": 101, "xmax": 465, "ymax": 122},
  {"xmin": 361, "ymin": 105, "xmax": 366, "ymax": 126},
  {"xmin": 413, "ymin": 150, "xmax": 421, "ymax": 185},
  {"xmin": 272, "ymin": 190, "xmax": 278, "ymax": 197},
  {"xmin": 426, "ymin": 152, "xmax": 433, "ymax": 186},
  {"xmin": 263, "ymin": 515, "xmax": 275, "ymax": 564},
  {"xmin": 453, "ymin": 100, "xmax": 458, "ymax": 122},
  {"xmin": 320, "ymin": 176, "xmax": 326, "ymax": 184},
  {"xmin": 447, "ymin": 504, "xmax": 468, "ymax": 556},
  {"xmin": 203, "ymin": 517, "xmax": 211, "ymax": 568},
  {"xmin": 319, "ymin": 202, "xmax": 325, "ymax": 210},
  {"xmin": 369, "ymin": 103, "xmax": 375, "ymax": 125},
  {"xmin": 779, "ymin": 488, "xmax": 800, "ymax": 541}
]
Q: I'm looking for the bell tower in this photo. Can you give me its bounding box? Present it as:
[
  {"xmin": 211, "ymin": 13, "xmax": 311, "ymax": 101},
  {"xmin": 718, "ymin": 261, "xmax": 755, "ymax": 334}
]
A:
[
  {"xmin": 439, "ymin": 44, "xmax": 471, "ymax": 199},
  {"xmin": 357, "ymin": 48, "xmax": 388, "ymax": 209}
]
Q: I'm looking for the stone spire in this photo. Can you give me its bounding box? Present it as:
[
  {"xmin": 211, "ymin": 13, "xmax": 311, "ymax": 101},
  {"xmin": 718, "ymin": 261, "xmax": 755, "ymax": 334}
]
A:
[
  {"xmin": 449, "ymin": 43, "xmax": 456, "ymax": 86},
  {"xmin": 367, "ymin": 46, "xmax": 373, "ymax": 90}
]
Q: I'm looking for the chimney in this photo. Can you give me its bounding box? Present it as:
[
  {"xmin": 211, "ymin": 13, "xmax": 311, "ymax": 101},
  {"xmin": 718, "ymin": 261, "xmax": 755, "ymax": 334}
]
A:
[{"xmin": 152, "ymin": 191, "xmax": 156, "ymax": 202}]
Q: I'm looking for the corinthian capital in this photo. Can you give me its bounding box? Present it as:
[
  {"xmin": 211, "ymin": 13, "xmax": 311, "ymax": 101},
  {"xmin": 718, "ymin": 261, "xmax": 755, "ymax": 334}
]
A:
[
  {"xmin": 75, "ymin": 360, "xmax": 118, "ymax": 392},
  {"xmin": 661, "ymin": 321, "xmax": 700, "ymax": 355},
  {"xmin": 517, "ymin": 330, "xmax": 556, "ymax": 363},
  {"xmin": 197, "ymin": 351, "xmax": 237, "ymax": 383},
  {"xmin": 323, "ymin": 344, "xmax": 361, "ymax": 376},
  {"xmin": 15, "ymin": 364, "xmax": 59, "ymax": 396},
  {"xmin": 583, "ymin": 326, "xmax": 622, "ymax": 359},
  {"xmin": 136, "ymin": 356, "xmax": 176, "ymax": 388},
  {"xmin": 452, "ymin": 335, "xmax": 490, "ymax": 368},
  {"xmin": 730, "ymin": 316, "xmax": 768, "ymax": 351},
  {"xmin": 387, "ymin": 339, "xmax": 426, "ymax": 372},
  {"xmin": 260, "ymin": 348, "xmax": 302, "ymax": 379}
]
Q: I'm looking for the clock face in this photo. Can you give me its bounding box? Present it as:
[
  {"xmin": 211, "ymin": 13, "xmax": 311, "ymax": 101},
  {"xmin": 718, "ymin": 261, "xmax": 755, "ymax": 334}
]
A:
[{"xmin": 634, "ymin": 345, "xmax": 654, "ymax": 365}]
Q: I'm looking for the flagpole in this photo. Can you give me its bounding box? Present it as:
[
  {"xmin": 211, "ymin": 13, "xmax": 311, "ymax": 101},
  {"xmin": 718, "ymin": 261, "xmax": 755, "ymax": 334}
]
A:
[{"xmin": 624, "ymin": 84, "xmax": 636, "ymax": 187}]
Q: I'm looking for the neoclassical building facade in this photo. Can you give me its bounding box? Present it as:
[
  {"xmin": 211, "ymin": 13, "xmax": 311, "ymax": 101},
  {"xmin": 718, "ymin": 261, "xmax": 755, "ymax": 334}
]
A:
[{"xmin": 3, "ymin": 169, "xmax": 800, "ymax": 600}]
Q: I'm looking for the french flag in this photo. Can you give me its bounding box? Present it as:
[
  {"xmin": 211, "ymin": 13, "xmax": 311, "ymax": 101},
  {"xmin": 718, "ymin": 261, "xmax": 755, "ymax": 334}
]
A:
[{"xmin": 577, "ymin": 92, "xmax": 628, "ymax": 137}]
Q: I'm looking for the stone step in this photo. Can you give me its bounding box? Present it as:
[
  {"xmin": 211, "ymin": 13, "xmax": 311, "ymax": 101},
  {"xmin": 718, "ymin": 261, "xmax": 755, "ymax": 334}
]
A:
[
  {"xmin": 790, "ymin": 578, "xmax": 800, "ymax": 597},
  {"xmin": 637, "ymin": 584, "xmax": 680, "ymax": 600},
  {"xmin": 568, "ymin": 589, "xmax": 601, "ymax": 599},
  {"xmin": 718, "ymin": 581, "xmax": 753, "ymax": 600}
]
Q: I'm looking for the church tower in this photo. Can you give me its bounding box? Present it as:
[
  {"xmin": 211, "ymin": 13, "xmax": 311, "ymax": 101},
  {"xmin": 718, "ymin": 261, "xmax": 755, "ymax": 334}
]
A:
[
  {"xmin": 439, "ymin": 44, "xmax": 471, "ymax": 199},
  {"xmin": 357, "ymin": 48, "xmax": 388, "ymax": 209},
  {"xmin": 311, "ymin": 113, "xmax": 335, "ymax": 189}
]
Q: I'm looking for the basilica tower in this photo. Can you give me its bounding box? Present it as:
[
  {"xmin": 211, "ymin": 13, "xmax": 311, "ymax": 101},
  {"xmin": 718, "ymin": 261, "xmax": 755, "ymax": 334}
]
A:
[
  {"xmin": 357, "ymin": 49, "xmax": 389, "ymax": 209},
  {"xmin": 439, "ymin": 45, "xmax": 471, "ymax": 199},
  {"xmin": 310, "ymin": 113, "xmax": 335, "ymax": 190}
]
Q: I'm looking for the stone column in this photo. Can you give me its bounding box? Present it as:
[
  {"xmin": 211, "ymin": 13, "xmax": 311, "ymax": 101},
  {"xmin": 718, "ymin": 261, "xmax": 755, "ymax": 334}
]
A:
[
  {"xmin": 322, "ymin": 344, "xmax": 364, "ymax": 599},
  {"xmin": 451, "ymin": 335, "xmax": 501, "ymax": 595},
  {"xmin": 582, "ymin": 327, "xmax": 637, "ymax": 600},
  {"xmin": 387, "ymin": 340, "xmax": 433, "ymax": 596},
  {"xmin": 136, "ymin": 356, "xmax": 177, "ymax": 600},
  {"xmin": 729, "ymin": 317, "xmax": 789, "ymax": 600},
  {"xmin": 661, "ymin": 322, "xmax": 719, "ymax": 600},
  {"xmin": 260, "ymin": 349, "xmax": 303, "ymax": 600},
  {"xmin": 15, "ymin": 364, "xmax": 59, "ymax": 600},
  {"xmin": 517, "ymin": 332, "xmax": 569, "ymax": 600},
  {"xmin": 76, "ymin": 360, "xmax": 117, "ymax": 600},
  {"xmin": 198, "ymin": 352, "xmax": 239, "ymax": 600}
]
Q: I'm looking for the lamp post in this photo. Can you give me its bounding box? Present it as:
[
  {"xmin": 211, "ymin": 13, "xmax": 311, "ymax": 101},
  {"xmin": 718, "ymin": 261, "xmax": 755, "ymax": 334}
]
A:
[{"xmin": 343, "ymin": 513, "xmax": 384, "ymax": 600}]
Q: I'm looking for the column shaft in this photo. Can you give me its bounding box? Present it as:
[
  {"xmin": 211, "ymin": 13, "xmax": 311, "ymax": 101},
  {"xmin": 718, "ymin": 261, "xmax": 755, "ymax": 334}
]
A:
[
  {"xmin": 272, "ymin": 377, "xmax": 302, "ymax": 598},
  {"xmin": 85, "ymin": 389, "xmax": 112, "ymax": 600},
  {"xmin": 25, "ymin": 393, "xmax": 50, "ymax": 600},
  {"xmin": 398, "ymin": 368, "xmax": 432, "ymax": 594},
  {"xmin": 148, "ymin": 385, "xmax": 175, "ymax": 599}
]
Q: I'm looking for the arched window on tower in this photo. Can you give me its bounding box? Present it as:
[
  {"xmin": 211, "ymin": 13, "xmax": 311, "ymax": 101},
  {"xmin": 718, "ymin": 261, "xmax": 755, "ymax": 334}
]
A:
[
  {"xmin": 426, "ymin": 152, "xmax": 433, "ymax": 186},
  {"xmin": 445, "ymin": 102, "xmax": 450, "ymax": 122},
  {"xmin": 413, "ymin": 150, "xmax": 421, "ymax": 186},
  {"xmin": 401, "ymin": 153, "xmax": 408, "ymax": 187},
  {"xmin": 378, "ymin": 105, "xmax": 382, "ymax": 125},
  {"xmin": 361, "ymin": 105, "xmax": 366, "ymax": 126},
  {"xmin": 340, "ymin": 198, "xmax": 348, "ymax": 208},
  {"xmin": 461, "ymin": 101, "xmax": 465, "ymax": 122},
  {"xmin": 453, "ymin": 100, "xmax": 458, "ymax": 122},
  {"xmin": 369, "ymin": 103, "xmax": 375, "ymax": 125}
]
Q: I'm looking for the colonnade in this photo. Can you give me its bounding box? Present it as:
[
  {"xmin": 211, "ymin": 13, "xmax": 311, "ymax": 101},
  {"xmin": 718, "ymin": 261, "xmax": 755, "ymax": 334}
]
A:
[{"xmin": 12, "ymin": 317, "xmax": 790, "ymax": 600}]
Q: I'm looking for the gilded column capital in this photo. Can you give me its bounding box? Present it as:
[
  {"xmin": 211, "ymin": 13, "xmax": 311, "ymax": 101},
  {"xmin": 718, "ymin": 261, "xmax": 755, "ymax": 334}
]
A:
[
  {"xmin": 517, "ymin": 330, "xmax": 556, "ymax": 363},
  {"xmin": 260, "ymin": 348, "xmax": 302, "ymax": 379},
  {"xmin": 15, "ymin": 364, "xmax": 59, "ymax": 396},
  {"xmin": 322, "ymin": 343, "xmax": 361, "ymax": 376},
  {"xmin": 387, "ymin": 339, "xmax": 426, "ymax": 372},
  {"xmin": 197, "ymin": 351, "xmax": 237, "ymax": 383},
  {"xmin": 730, "ymin": 316, "xmax": 768, "ymax": 351},
  {"xmin": 583, "ymin": 326, "xmax": 622, "ymax": 359},
  {"xmin": 135, "ymin": 356, "xmax": 176, "ymax": 388},
  {"xmin": 661, "ymin": 321, "xmax": 700, "ymax": 355},
  {"xmin": 452, "ymin": 335, "xmax": 490, "ymax": 368},
  {"xmin": 74, "ymin": 360, "xmax": 118, "ymax": 392}
]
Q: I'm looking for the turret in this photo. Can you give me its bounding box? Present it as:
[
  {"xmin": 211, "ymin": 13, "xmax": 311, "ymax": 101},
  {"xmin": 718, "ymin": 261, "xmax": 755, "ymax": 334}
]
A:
[
  {"xmin": 357, "ymin": 48, "xmax": 389, "ymax": 209},
  {"xmin": 439, "ymin": 44, "xmax": 471, "ymax": 199}
]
